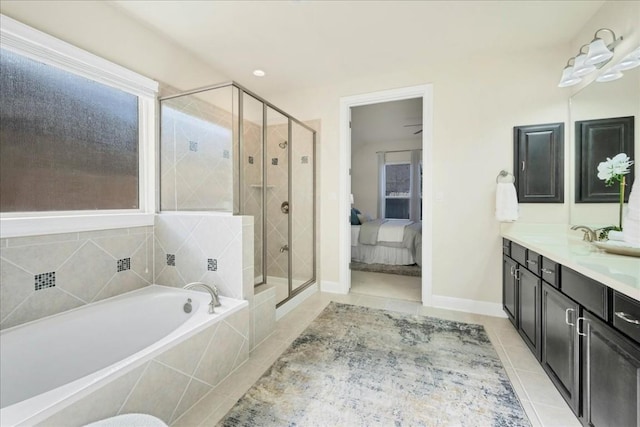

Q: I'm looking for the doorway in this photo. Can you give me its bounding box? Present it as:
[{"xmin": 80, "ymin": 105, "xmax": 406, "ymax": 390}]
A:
[{"xmin": 338, "ymin": 84, "xmax": 433, "ymax": 305}]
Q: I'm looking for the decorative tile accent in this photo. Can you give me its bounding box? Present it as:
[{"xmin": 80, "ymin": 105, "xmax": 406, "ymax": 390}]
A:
[
  {"xmin": 207, "ymin": 258, "xmax": 217, "ymax": 271},
  {"xmin": 272, "ymin": 158, "xmax": 278, "ymax": 166},
  {"xmin": 117, "ymin": 258, "xmax": 131, "ymax": 272},
  {"xmin": 223, "ymin": 149, "xmax": 230, "ymax": 159},
  {"xmin": 35, "ymin": 272, "xmax": 56, "ymax": 291},
  {"xmin": 167, "ymin": 254, "xmax": 176, "ymax": 266},
  {"xmin": 301, "ymin": 156, "xmax": 309, "ymax": 164},
  {"xmin": 248, "ymin": 156, "xmax": 254, "ymax": 164},
  {"xmin": 189, "ymin": 141, "xmax": 198, "ymax": 152}
]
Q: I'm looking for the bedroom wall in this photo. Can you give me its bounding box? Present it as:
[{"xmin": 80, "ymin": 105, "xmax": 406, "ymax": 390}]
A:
[
  {"xmin": 268, "ymin": 46, "xmax": 572, "ymax": 307},
  {"xmin": 351, "ymin": 137, "xmax": 422, "ymax": 219}
]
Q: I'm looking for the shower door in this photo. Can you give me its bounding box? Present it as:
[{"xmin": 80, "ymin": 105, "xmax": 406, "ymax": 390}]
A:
[
  {"xmin": 291, "ymin": 122, "xmax": 315, "ymax": 291},
  {"xmin": 266, "ymin": 107, "xmax": 290, "ymax": 305}
]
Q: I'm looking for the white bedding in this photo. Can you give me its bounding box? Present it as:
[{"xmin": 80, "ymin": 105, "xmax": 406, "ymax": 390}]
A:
[
  {"xmin": 377, "ymin": 219, "xmax": 413, "ymax": 242},
  {"xmin": 351, "ymin": 223, "xmax": 419, "ymax": 265}
]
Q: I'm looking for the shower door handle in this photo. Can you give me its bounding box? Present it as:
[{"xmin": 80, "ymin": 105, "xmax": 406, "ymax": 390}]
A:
[{"xmin": 281, "ymin": 201, "xmax": 289, "ymax": 214}]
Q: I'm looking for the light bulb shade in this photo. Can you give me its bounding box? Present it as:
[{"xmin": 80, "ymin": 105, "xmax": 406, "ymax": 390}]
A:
[
  {"xmin": 558, "ymin": 66, "xmax": 581, "ymax": 87},
  {"xmin": 585, "ymin": 38, "xmax": 614, "ymax": 65},
  {"xmin": 614, "ymin": 50, "xmax": 640, "ymax": 71},
  {"xmin": 596, "ymin": 69, "xmax": 624, "ymax": 82},
  {"xmin": 573, "ymin": 53, "xmax": 596, "ymax": 76}
]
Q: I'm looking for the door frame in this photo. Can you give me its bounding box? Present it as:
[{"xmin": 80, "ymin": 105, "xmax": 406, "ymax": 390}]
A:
[{"xmin": 338, "ymin": 84, "xmax": 433, "ymax": 305}]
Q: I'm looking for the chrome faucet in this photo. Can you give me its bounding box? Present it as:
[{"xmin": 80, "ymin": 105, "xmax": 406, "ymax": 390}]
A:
[
  {"xmin": 570, "ymin": 225, "xmax": 597, "ymax": 242},
  {"xmin": 183, "ymin": 282, "xmax": 221, "ymax": 314}
]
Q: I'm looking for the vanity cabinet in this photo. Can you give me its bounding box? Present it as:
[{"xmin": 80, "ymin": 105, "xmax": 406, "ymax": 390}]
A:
[
  {"xmin": 502, "ymin": 238, "xmax": 640, "ymax": 426},
  {"xmin": 541, "ymin": 283, "xmax": 580, "ymax": 415},
  {"xmin": 580, "ymin": 311, "xmax": 640, "ymax": 427}
]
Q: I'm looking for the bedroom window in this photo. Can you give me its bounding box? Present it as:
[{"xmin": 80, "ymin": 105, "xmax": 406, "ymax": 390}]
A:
[
  {"xmin": 379, "ymin": 149, "xmax": 422, "ymax": 221},
  {"xmin": 0, "ymin": 15, "xmax": 158, "ymax": 238},
  {"xmin": 384, "ymin": 162, "xmax": 411, "ymax": 219}
]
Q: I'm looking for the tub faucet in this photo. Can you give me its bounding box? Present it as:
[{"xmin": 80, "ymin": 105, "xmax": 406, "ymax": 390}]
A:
[
  {"xmin": 570, "ymin": 225, "xmax": 597, "ymax": 242},
  {"xmin": 183, "ymin": 282, "xmax": 221, "ymax": 314}
]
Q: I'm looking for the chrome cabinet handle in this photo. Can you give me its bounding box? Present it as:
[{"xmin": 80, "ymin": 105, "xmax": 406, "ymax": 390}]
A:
[
  {"xmin": 526, "ymin": 260, "xmax": 538, "ymax": 266},
  {"xmin": 577, "ymin": 317, "xmax": 587, "ymax": 336},
  {"xmin": 565, "ymin": 308, "xmax": 575, "ymax": 326},
  {"xmin": 541, "ymin": 268, "xmax": 554, "ymax": 274},
  {"xmin": 615, "ymin": 312, "xmax": 640, "ymax": 325}
]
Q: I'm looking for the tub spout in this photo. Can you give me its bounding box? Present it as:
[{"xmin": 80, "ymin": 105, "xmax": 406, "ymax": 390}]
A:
[{"xmin": 183, "ymin": 282, "xmax": 221, "ymax": 314}]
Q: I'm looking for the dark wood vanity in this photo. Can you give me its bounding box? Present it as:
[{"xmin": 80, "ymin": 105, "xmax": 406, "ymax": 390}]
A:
[{"xmin": 502, "ymin": 237, "xmax": 640, "ymax": 427}]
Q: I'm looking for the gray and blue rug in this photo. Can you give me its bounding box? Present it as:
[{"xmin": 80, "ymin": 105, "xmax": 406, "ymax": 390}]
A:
[{"xmin": 219, "ymin": 303, "xmax": 530, "ymax": 426}]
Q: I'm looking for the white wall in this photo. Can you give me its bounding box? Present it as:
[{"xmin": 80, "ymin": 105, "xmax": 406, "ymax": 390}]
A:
[
  {"xmin": 0, "ymin": 1, "xmax": 227, "ymax": 93},
  {"xmin": 351, "ymin": 138, "xmax": 421, "ymax": 218},
  {"xmin": 269, "ymin": 47, "xmax": 571, "ymax": 304}
]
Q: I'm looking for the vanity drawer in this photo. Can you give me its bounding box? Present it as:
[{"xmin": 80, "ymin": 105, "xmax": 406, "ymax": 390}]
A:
[
  {"xmin": 561, "ymin": 266, "xmax": 609, "ymax": 320},
  {"xmin": 511, "ymin": 242, "xmax": 527, "ymax": 266},
  {"xmin": 613, "ymin": 292, "xmax": 640, "ymax": 344},
  {"xmin": 502, "ymin": 239, "xmax": 511, "ymax": 256},
  {"xmin": 525, "ymin": 249, "xmax": 541, "ymax": 276},
  {"xmin": 540, "ymin": 257, "xmax": 559, "ymax": 288}
]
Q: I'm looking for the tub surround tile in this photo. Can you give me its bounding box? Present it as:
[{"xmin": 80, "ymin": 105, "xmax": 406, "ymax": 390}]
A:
[
  {"xmin": 171, "ymin": 388, "xmax": 225, "ymax": 427},
  {"xmin": 175, "ymin": 238, "xmax": 206, "ymax": 283},
  {"xmin": 37, "ymin": 363, "xmax": 147, "ymax": 427},
  {"xmin": 195, "ymin": 320, "xmax": 247, "ymax": 387},
  {"xmin": 155, "ymin": 264, "xmax": 185, "ymax": 289},
  {"xmin": 92, "ymin": 270, "xmax": 149, "ymax": 303},
  {"xmin": 93, "ymin": 233, "xmax": 148, "ymax": 261},
  {"xmin": 225, "ymin": 305, "xmax": 250, "ymax": 339},
  {"xmin": 0, "ymin": 240, "xmax": 83, "ymax": 274},
  {"xmin": 156, "ymin": 324, "xmax": 219, "ymax": 376},
  {"xmin": 131, "ymin": 234, "xmax": 154, "ymax": 282},
  {"xmin": 121, "ymin": 361, "xmax": 191, "ymax": 424},
  {"xmin": 170, "ymin": 378, "xmax": 212, "ymax": 424},
  {"xmin": 57, "ymin": 241, "xmax": 116, "ymax": 303},
  {"xmin": 0, "ymin": 287, "xmax": 83, "ymax": 330},
  {"xmin": 155, "ymin": 215, "xmax": 192, "ymax": 254},
  {"xmin": 0, "ymin": 259, "xmax": 34, "ymax": 322},
  {"xmin": 6, "ymin": 232, "xmax": 79, "ymax": 247},
  {"xmin": 253, "ymin": 295, "xmax": 276, "ymax": 348}
]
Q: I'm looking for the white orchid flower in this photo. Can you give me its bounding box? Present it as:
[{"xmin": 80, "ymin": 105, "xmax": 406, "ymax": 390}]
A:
[{"xmin": 597, "ymin": 153, "xmax": 634, "ymax": 185}]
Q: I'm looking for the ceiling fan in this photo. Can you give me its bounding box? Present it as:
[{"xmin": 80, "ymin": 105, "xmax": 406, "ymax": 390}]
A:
[{"xmin": 403, "ymin": 124, "xmax": 423, "ymax": 135}]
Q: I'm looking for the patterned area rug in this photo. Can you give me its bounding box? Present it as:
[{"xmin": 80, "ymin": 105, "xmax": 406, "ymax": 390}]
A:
[
  {"xmin": 219, "ymin": 303, "xmax": 530, "ymax": 426},
  {"xmin": 350, "ymin": 261, "xmax": 421, "ymax": 277}
]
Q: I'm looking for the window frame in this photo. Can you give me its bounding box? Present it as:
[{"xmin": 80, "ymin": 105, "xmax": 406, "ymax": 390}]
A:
[
  {"xmin": 0, "ymin": 15, "xmax": 158, "ymax": 238},
  {"xmin": 382, "ymin": 160, "xmax": 412, "ymax": 219}
]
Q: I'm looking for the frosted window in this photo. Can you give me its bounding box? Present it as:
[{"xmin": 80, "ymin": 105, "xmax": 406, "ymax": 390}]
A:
[{"xmin": 0, "ymin": 48, "xmax": 139, "ymax": 212}]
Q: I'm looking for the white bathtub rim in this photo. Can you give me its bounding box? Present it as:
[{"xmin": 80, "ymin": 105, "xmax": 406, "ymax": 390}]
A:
[{"xmin": 1, "ymin": 285, "xmax": 248, "ymax": 427}]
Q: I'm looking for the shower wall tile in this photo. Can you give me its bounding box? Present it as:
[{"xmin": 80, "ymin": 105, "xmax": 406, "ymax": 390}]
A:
[{"xmin": 0, "ymin": 226, "xmax": 153, "ymax": 330}]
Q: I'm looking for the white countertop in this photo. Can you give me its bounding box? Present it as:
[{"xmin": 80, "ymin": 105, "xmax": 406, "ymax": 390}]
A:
[{"xmin": 501, "ymin": 224, "xmax": 640, "ymax": 302}]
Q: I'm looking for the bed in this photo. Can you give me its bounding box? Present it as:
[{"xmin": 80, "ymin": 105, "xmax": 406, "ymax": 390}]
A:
[{"xmin": 351, "ymin": 219, "xmax": 422, "ymax": 266}]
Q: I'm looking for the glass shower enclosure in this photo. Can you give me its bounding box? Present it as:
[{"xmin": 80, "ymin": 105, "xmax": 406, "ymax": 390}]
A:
[{"xmin": 159, "ymin": 82, "xmax": 316, "ymax": 306}]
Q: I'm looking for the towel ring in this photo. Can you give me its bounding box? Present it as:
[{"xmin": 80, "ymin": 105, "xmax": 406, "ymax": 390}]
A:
[{"xmin": 496, "ymin": 170, "xmax": 515, "ymax": 183}]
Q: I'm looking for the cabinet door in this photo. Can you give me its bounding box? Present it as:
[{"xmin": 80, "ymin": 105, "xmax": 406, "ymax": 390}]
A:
[
  {"xmin": 513, "ymin": 122, "xmax": 564, "ymax": 203},
  {"xmin": 581, "ymin": 311, "xmax": 640, "ymax": 427},
  {"xmin": 503, "ymin": 255, "xmax": 518, "ymax": 328},
  {"xmin": 518, "ymin": 267, "xmax": 541, "ymax": 360},
  {"xmin": 541, "ymin": 283, "xmax": 580, "ymax": 415}
]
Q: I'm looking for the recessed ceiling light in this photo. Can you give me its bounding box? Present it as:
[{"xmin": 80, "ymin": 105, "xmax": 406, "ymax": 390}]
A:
[{"xmin": 253, "ymin": 69, "xmax": 266, "ymax": 77}]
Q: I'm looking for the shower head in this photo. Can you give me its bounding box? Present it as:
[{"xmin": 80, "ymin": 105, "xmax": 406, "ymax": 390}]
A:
[{"xmin": 279, "ymin": 140, "xmax": 288, "ymax": 149}]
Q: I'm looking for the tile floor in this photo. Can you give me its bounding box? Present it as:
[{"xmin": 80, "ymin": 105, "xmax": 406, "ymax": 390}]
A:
[{"xmin": 173, "ymin": 290, "xmax": 581, "ymax": 427}]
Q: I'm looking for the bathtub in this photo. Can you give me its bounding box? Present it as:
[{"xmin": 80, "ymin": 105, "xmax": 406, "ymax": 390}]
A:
[{"xmin": 0, "ymin": 285, "xmax": 248, "ymax": 426}]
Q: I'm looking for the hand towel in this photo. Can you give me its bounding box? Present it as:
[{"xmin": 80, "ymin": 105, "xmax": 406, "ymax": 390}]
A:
[
  {"xmin": 623, "ymin": 179, "xmax": 640, "ymax": 245},
  {"xmin": 495, "ymin": 182, "xmax": 519, "ymax": 222}
]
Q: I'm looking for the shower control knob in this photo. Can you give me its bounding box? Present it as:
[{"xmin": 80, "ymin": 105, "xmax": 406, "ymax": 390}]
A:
[{"xmin": 281, "ymin": 201, "xmax": 289, "ymax": 214}]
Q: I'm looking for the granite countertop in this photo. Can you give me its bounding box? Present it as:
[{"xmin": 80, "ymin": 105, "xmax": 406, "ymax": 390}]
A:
[{"xmin": 501, "ymin": 224, "xmax": 640, "ymax": 302}]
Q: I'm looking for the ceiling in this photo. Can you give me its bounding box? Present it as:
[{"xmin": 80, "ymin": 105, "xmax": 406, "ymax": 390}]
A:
[
  {"xmin": 351, "ymin": 98, "xmax": 423, "ymax": 146},
  {"xmin": 111, "ymin": 1, "xmax": 604, "ymax": 97}
]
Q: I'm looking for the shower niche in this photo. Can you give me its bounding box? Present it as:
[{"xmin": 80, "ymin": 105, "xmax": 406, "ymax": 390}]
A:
[{"xmin": 159, "ymin": 82, "xmax": 316, "ymax": 306}]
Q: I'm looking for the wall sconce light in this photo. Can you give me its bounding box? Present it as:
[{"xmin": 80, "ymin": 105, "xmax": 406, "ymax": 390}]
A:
[
  {"xmin": 613, "ymin": 47, "xmax": 640, "ymax": 71},
  {"xmin": 558, "ymin": 28, "xmax": 624, "ymax": 87}
]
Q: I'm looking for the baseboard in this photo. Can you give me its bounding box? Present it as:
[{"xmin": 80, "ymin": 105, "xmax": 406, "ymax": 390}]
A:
[
  {"xmin": 431, "ymin": 295, "xmax": 507, "ymax": 318},
  {"xmin": 276, "ymin": 283, "xmax": 319, "ymax": 320},
  {"xmin": 320, "ymin": 280, "xmax": 346, "ymax": 294}
]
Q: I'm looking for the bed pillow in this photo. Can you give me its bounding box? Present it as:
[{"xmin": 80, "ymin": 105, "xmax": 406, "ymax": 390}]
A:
[
  {"xmin": 357, "ymin": 213, "xmax": 372, "ymax": 224},
  {"xmin": 350, "ymin": 208, "xmax": 361, "ymax": 225}
]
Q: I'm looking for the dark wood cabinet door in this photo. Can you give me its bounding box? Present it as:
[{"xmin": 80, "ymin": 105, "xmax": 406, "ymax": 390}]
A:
[
  {"xmin": 581, "ymin": 311, "xmax": 640, "ymax": 427},
  {"xmin": 541, "ymin": 283, "xmax": 580, "ymax": 415},
  {"xmin": 514, "ymin": 123, "xmax": 564, "ymax": 203},
  {"xmin": 503, "ymin": 255, "xmax": 518, "ymax": 328},
  {"xmin": 518, "ymin": 267, "xmax": 541, "ymax": 360},
  {"xmin": 575, "ymin": 116, "xmax": 634, "ymax": 203}
]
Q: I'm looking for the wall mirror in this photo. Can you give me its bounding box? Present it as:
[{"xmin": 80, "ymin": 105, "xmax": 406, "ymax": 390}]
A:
[{"xmin": 569, "ymin": 65, "xmax": 640, "ymax": 226}]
